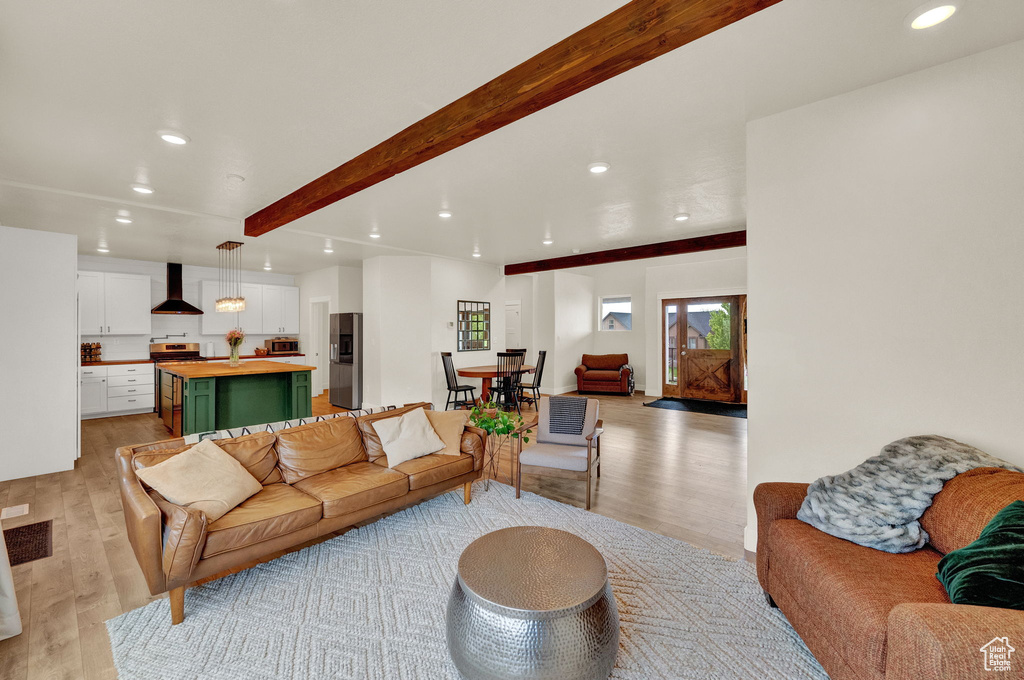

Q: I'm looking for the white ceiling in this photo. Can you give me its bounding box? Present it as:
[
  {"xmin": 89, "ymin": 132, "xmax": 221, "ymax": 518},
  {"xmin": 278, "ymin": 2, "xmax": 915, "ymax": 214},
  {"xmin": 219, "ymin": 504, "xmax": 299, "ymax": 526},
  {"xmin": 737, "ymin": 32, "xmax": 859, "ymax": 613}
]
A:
[{"xmin": 2, "ymin": 0, "xmax": 1023, "ymax": 273}]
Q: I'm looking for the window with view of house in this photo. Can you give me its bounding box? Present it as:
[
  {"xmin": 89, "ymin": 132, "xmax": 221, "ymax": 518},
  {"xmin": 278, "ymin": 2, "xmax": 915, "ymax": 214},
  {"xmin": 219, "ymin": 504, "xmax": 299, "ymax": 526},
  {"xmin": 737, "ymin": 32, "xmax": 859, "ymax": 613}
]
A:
[{"xmin": 599, "ymin": 295, "xmax": 631, "ymax": 332}]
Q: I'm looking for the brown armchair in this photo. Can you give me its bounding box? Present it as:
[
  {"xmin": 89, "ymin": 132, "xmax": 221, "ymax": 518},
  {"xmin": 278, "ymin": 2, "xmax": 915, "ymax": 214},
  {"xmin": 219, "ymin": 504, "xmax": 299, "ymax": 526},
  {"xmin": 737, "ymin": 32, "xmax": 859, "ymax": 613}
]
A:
[{"xmin": 574, "ymin": 354, "xmax": 631, "ymax": 395}]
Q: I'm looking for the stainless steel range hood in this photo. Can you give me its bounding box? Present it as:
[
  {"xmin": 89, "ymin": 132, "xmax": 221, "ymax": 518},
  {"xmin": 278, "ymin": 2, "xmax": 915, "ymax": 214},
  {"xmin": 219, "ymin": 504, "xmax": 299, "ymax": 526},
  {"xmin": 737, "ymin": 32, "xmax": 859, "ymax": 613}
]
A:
[{"xmin": 151, "ymin": 263, "xmax": 204, "ymax": 315}]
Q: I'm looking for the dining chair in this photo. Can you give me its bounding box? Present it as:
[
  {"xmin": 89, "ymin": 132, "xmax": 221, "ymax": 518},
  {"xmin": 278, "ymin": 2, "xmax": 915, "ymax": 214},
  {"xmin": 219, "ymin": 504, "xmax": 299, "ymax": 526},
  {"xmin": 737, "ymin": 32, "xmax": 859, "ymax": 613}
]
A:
[
  {"xmin": 494, "ymin": 351, "xmax": 525, "ymax": 413},
  {"xmin": 441, "ymin": 352, "xmax": 476, "ymax": 410},
  {"xmin": 505, "ymin": 348, "xmax": 527, "ymax": 354},
  {"xmin": 516, "ymin": 396, "xmax": 603, "ymax": 510},
  {"xmin": 518, "ymin": 350, "xmax": 546, "ymax": 408}
]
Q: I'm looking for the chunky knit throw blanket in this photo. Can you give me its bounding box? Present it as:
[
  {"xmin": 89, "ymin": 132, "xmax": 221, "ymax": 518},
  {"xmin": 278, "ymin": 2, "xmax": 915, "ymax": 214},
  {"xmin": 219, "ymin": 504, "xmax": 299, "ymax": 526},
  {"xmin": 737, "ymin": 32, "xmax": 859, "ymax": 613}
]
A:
[{"xmin": 797, "ymin": 435, "xmax": 1022, "ymax": 553}]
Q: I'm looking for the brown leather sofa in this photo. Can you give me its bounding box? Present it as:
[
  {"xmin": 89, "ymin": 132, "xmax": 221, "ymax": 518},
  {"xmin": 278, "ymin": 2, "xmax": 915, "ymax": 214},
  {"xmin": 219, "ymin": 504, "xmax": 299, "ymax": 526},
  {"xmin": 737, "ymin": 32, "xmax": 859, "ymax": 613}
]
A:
[
  {"xmin": 755, "ymin": 467, "xmax": 1024, "ymax": 680},
  {"xmin": 117, "ymin": 402, "xmax": 485, "ymax": 625},
  {"xmin": 574, "ymin": 353, "xmax": 631, "ymax": 394}
]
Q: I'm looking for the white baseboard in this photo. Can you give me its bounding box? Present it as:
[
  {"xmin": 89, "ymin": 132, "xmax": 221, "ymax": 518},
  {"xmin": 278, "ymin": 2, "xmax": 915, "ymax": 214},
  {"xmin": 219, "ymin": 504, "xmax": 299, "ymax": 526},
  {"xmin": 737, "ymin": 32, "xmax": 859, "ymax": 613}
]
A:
[{"xmin": 81, "ymin": 408, "xmax": 154, "ymax": 421}]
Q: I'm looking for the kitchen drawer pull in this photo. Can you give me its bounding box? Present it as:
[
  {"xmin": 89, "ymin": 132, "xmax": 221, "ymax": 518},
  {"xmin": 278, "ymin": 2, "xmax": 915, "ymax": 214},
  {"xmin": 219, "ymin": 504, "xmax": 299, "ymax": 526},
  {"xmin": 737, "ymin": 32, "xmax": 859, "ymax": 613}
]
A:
[
  {"xmin": 128, "ymin": 399, "xmax": 136, "ymax": 403},
  {"xmin": 128, "ymin": 389, "xmax": 136, "ymax": 393}
]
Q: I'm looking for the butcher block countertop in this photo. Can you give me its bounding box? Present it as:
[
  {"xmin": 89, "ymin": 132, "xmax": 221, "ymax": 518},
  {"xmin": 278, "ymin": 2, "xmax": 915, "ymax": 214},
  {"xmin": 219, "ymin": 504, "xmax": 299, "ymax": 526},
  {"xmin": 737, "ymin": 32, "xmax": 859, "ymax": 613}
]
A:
[
  {"xmin": 82, "ymin": 353, "xmax": 306, "ymax": 367},
  {"xmin": 157, "ymin": 360, "xmax": 316, "ymax": 379}
]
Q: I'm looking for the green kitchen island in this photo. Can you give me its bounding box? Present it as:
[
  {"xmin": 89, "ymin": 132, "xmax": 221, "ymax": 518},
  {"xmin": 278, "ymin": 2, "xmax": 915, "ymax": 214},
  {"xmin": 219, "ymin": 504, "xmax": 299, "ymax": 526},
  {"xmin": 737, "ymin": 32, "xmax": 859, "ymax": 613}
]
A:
[{"xmin": 157, "ymin": 360, "xmax": 316, "ymax": 436}]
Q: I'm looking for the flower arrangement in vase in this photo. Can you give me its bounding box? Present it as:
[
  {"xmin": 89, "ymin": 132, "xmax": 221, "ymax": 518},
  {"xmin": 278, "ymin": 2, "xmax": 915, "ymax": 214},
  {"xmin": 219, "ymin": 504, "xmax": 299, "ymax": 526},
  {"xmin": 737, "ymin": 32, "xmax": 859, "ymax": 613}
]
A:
[
  {"xmin": 469, "ymin": 400, "xmax": 532, "ymax": 489},
  {"xmin": 225, "ymin": 328, "xmax": 245, "ymax": 366}
]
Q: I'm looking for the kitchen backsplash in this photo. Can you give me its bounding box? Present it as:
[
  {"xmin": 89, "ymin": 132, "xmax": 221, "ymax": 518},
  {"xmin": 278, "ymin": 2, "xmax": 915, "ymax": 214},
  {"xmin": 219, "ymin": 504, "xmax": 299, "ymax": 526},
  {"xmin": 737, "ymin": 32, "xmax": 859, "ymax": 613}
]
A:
[{"xmin": 81, "ymin": 314, "xmax": 281, "ymax": 360}]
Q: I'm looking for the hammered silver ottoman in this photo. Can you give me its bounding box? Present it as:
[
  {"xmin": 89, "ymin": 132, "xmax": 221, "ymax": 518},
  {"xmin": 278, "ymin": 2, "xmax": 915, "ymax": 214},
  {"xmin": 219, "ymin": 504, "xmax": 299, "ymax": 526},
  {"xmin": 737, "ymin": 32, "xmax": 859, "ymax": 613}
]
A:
[{"xmin": 446, "ymin": 526, "xmax": 619, "ymax": 680}]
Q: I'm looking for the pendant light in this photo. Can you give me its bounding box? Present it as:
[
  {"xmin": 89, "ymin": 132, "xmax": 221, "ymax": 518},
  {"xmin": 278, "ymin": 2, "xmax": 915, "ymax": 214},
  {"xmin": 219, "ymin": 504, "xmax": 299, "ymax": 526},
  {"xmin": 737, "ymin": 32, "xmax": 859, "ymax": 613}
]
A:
[{"xmin": 215, "ymin": 241, "xmax": 246, "ymax": 312}]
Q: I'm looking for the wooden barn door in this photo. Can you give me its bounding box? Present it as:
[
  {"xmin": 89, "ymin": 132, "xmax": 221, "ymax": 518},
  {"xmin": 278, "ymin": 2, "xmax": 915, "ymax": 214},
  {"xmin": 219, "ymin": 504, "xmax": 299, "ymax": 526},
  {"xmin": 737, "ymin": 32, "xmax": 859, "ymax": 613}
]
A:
[{"xmin": 662, "ymin": 296, "xmax": 744, "ymax": 403}]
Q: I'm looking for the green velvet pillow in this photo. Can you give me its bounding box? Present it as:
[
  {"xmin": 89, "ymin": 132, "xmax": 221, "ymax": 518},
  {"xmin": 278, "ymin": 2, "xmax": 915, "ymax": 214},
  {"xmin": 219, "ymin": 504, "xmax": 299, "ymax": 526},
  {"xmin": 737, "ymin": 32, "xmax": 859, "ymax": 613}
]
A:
[{"xmin": 936, "ymin": 500, "xmax": 1024, "ymax": 610}]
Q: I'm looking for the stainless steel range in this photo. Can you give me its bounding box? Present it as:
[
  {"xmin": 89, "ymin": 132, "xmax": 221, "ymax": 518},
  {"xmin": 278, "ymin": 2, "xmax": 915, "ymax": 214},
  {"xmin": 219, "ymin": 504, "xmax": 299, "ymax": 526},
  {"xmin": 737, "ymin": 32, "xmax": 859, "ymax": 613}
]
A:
[
  {"xmin": 150, "ymin": 342, "xmax": 206, "ymax": 363},
  {"xmin": 151, "ymin": 343, "xmax": 208, "ymax": 435}
]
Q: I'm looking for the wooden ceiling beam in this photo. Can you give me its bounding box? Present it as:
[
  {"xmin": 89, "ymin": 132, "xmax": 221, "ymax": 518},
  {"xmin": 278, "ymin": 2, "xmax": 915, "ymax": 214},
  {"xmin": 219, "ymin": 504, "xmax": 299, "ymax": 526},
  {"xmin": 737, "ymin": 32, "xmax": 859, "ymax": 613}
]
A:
[
  {"xmin": 244, "ymin": 0, "xmax": 782, "ymax": 236},
  {"xmin": 503, "ymin": 230, "xmax": 746, "ymax": 275}
]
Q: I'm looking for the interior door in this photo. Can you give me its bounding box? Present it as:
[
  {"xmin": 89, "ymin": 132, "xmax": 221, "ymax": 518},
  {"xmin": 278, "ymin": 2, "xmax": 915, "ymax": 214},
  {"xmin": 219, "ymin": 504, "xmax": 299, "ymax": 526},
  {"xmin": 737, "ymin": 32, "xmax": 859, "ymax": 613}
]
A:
[
  {"xmin": 505, "ymin": 301, "xmax": 522, "ymax": 349},
  {"xmin": 662, "ymin": 296, "xmax": 744, "ymax": 402}
]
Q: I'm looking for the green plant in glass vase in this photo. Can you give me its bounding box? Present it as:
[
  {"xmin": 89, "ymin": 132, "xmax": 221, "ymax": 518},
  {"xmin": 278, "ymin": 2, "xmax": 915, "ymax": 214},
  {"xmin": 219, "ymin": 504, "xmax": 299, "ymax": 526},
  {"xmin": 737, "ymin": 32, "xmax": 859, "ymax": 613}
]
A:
[{"xmin": 469, "ymin": 401, "xmax": 532, "ymax": 489}]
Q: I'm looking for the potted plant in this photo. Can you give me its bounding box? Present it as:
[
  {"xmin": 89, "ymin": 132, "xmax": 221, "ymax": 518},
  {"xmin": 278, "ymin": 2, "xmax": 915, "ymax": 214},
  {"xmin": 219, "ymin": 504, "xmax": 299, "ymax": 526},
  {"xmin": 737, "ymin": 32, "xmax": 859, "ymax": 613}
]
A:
[
  {"xmin": 469, "ymin": 401, "xmax": 532, "ymax": 489},
  {"xmin": 225, "ymin": 328, "xmax": 245, "ymax": 367}
]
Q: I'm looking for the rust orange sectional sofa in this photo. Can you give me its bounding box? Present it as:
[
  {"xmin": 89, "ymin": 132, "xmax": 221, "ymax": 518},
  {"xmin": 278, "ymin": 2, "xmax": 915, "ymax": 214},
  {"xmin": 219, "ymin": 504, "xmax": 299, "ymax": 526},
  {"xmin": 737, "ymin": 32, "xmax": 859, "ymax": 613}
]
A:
[{"xmin": 754, "ymin": 467, "xmax": 1024, "ymax": 679}]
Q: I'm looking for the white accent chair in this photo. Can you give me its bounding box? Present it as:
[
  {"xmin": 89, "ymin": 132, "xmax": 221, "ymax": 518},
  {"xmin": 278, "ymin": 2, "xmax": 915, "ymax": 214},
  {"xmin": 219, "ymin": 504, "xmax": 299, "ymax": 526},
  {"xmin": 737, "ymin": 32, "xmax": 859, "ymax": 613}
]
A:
[{"xmin": 516, "ymin": 397, "xmax": 603, "ymax": 510}]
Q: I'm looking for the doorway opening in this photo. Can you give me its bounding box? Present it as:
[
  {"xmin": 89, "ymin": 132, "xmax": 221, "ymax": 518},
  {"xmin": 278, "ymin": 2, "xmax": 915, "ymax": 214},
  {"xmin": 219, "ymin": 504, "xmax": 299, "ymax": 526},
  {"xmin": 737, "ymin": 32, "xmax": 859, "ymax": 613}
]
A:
[
  {"xmin": 662, "ymin": 295, "xmax": 746, "ymax": 403},
  {"xmin": 310, "ymin": 299, "xmax": 331, "ymax": 396}
]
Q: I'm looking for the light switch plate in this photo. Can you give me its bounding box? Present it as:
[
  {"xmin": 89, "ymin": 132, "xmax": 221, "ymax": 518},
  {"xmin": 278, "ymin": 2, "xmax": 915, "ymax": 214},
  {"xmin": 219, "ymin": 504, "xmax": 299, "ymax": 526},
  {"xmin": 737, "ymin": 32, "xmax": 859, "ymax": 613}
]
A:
[{"xmin": 1, "ymin": 504, "xmax": 29, "ymax": 520}]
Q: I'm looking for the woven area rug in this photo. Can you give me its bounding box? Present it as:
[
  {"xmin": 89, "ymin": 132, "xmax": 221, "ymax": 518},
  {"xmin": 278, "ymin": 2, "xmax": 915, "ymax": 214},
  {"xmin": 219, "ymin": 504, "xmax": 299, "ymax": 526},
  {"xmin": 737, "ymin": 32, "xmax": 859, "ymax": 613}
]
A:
[{"xmin": 106, "ymin": 483, "xmax": 826, "ymax": 680}]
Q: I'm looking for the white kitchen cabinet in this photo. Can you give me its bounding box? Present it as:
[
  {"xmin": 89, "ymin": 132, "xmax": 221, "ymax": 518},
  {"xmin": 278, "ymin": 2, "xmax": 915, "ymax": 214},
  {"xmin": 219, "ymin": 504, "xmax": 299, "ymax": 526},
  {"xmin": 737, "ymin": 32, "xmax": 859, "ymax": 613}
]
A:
[
  {"xmin": 261, "ymin": 285, "xmax": 284, "ymax": 334},
  {"xmin": 261, "ymin": 284, "xmax": 299, "ymax": 334},
  {"xmin": 80, "ymin": 376, "xmax": 108, "ymax": 415},
  {"xmin": 238, "ymin": 283, "xmax": 264, "ymax": 335},
  {"xmin": 200, "ymin": 280, "xmax": 237, "ymax": 335},
  {"xmin": 78, "ymin": 271, "xmax": 105, "ymax": 335},
  {"xmin": 201, "ymin": 281, "xmax": 296, "ymax": 336},
  {"xmin": 80, "ymin": 363, "xmax": 154, "ymax": 419},
  {"xmin": 78, "ymin": 271, "xmax": 151, "ymax": 335},
  {"xmin": 103, "ymin": 273, "xmax": 152, "ymax": 334}
]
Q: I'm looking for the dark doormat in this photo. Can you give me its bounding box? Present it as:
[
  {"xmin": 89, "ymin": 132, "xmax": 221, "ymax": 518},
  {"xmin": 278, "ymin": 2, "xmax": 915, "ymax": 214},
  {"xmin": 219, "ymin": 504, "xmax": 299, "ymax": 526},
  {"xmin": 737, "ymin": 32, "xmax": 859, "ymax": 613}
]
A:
[
  {"xmin": 4, "ymin": 520, "xmax": 53, "ymax": 566},
  {"xmin": 643, "ymin": 398, "xmax": 747, "ymax": 419}
]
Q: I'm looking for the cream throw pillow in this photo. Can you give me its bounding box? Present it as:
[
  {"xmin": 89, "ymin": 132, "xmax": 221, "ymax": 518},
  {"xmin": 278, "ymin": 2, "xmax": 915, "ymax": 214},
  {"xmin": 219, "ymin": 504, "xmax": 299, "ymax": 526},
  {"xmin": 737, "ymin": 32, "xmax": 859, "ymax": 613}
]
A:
[
  {"xmin": 135, "ymin": 439, "xmax": 263, "ymax": 521},
  {"xmin": 371, "ymin": 407, "xmax": 446, "ymax": 468},
  {"xmin": 424, "ymin": 409, "xmax": 469, "ymax": 457}
]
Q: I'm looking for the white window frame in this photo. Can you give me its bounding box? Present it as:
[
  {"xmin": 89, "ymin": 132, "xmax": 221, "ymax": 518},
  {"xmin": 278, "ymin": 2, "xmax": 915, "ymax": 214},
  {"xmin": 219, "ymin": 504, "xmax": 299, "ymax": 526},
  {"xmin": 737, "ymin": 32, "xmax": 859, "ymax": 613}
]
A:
[{"xmin": 598, "ymin": 294, "xmax": 632, "ymax": 332}]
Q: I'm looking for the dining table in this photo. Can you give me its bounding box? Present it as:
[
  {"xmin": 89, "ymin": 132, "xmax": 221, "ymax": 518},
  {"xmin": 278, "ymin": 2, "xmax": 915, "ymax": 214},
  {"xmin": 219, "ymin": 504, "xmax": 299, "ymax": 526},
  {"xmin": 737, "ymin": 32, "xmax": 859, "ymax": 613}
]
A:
[{"xmin": 456, "ymin": 364, "xmax": 535, "ymax": 403}]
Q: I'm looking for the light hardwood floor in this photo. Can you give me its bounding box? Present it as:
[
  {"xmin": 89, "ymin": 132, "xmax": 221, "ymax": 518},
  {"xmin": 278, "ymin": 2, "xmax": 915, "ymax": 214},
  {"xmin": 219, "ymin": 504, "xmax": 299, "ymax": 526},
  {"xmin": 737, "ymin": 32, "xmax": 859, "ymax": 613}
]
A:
[{"xmin": 0, "ymin": 390, "xmax": 746, "ymax": 680}]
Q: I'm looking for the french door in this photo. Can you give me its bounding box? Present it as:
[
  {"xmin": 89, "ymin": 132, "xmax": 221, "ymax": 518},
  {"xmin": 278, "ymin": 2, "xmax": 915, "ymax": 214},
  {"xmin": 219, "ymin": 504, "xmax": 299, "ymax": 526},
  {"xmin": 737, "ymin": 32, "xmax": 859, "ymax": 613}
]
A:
[{"xmin": 661, "ymin": 295, "xmax": 746, "ymax": 403}]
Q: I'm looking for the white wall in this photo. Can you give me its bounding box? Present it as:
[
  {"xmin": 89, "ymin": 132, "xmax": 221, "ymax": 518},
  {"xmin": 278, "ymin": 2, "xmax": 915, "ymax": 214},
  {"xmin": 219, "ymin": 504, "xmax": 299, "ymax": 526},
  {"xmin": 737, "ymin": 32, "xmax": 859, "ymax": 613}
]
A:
[
  {"xmin": 362, "ymin": 255, "xmax": 504, "ymax": 409},
  {"xmin": 552, "ymin": 271, "xmax": 596, "ymax": 393},
  {"xmin": 429, "ymin": 259, "xmax": 505, "ymax": 408},
  {"xmin": 745, "ymin": 40, "xmax": 1024, "ymax": 550},
  {"xmin": 338, "ymin": 265, "xmax": 362, "ymax": 313},
  {"xmin": 77, "ymin": 255, "xmax": 295, "ymax": 359},
  {"xmin": 533, "ymin": 272, "xmax": 557, "ymax": 392},
  {"xmin": 1, "ymin": 226, "xmax": 79, "ymax": 481},
  {"xmin": 362, "ymin": 257, "xmax": 432, "ymax": 408},
  {"xmin": 590, "ymin": 264, "xmax": 645, "ymax": 390}
]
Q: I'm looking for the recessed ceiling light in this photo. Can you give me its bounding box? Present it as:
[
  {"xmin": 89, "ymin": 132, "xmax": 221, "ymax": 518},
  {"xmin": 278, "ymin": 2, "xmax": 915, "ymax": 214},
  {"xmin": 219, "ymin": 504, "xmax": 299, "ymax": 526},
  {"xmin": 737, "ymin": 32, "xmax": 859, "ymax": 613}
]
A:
[
  {"xmin": 369, "ymin": 233, "xmax": 381, "ymax": 239},
  {"xmin": 542, "ymin": 239, "xmax": 553, "ymax": 245},
  {"xmin": 97, "ymin": 247, "xmax": 109, "ymax": 253},
  {"xmin": 263, "ymin": 265, "xmax": 272, "ymax": 271},
  {"xmin": 226, "ymin": 173, "xmax": 246, "ymax": 183},
  {"xmin": 472, "ymin": 252, "xmax": 481, "ymax": 258},
  {"xmin": 116, "ymin": 217, "xmax": 133, "ymax": 224},
  {"xmin": 131, "ymin": 184, "xmax": 153, "ymax": 194},
  {"xmin": 324, "ymin": 248, "xmax": 334, "ymax": 254},
  {"xmin": 674, "ymin": 213, "xmax": 690, "ymax": 222},
  {"xmin": 909, "ymin": 3, "xmax": 957, "ymax": 29},
  {"xmin": 438, "ymin": 210, "xmax": 452, "ymax": 218},
  {"xmin": 588, "ymin": 162, "xmax": 610, "ymax": 174},
  {"xmin": 159, "ymin": 131, "xmax": 190, "ymax": 145},
  {"xmin": 572, "ymin": 248, "xmax": 581, "ymax": 254}
]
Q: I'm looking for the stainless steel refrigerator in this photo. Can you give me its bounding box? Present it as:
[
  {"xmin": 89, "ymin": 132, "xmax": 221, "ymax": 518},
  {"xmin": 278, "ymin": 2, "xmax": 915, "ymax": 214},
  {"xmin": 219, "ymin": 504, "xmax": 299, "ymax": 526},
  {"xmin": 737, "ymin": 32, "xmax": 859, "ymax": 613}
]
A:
[{"xmin": 329, "ymin": 313, "xmax": 362, "ymax": 409}]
